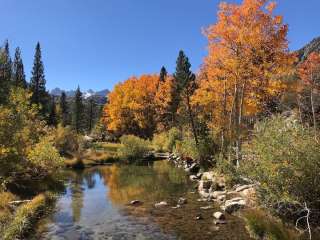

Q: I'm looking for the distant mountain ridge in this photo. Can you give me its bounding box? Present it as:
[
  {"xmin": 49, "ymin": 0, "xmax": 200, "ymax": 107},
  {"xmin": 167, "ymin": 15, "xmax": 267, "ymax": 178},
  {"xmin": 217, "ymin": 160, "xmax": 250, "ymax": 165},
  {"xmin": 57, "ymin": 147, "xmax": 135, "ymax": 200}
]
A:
[
  {"xmin": 50, "ymin": 88, "xmax": 109, "ymax": 99},
  {"xmin": 297, "ymin": 36, "xmax": 320, "ymax": 62}
]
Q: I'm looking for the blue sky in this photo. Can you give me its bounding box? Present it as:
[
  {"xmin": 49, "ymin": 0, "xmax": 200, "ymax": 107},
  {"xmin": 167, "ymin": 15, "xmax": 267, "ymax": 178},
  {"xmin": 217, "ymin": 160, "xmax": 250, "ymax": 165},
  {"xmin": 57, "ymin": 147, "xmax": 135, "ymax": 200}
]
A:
[{"xmin": 1, "ymin": 0, "xmax": 320, "ymax": 91}]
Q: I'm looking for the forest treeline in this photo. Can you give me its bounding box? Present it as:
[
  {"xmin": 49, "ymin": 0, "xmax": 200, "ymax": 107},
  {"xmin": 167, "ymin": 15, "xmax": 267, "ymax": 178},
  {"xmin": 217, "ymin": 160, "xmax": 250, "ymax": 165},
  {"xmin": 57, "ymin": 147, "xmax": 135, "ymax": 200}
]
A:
[{"xmin": 103, "ymin": 0, "xmax": 320, "ymax": 230}]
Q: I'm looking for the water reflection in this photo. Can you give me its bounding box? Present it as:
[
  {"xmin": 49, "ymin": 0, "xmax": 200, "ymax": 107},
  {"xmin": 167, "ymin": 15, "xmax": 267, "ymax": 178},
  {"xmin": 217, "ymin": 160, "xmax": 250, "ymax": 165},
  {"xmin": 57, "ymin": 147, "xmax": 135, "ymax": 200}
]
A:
[
  {"xmin": 36, "ymin": 161, "xmax": 251, "ymax": 240},
  {"xmin": 100, "ymin": 161, "xmax": 189, "ymax": 205}
]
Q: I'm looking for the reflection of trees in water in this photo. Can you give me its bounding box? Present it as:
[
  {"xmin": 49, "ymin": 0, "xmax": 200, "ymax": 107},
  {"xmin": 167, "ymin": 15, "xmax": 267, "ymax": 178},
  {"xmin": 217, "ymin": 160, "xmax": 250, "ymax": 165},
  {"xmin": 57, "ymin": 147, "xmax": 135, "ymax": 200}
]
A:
[
  {"xmin": 83, "ymin": 171, "xmax": 96, "ymax": 189},
  {"xmin": 99, "ymin": 161, "xmax": 189, "ymax": 205},
  {"xmin": 69, "ymin": 171, "xmax": 85, "ymax": 223}
]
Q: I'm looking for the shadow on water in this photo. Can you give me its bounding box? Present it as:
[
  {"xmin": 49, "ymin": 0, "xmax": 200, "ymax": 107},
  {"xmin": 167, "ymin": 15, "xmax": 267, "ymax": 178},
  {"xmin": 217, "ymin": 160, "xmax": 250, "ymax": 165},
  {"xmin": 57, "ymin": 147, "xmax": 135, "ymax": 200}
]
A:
[{"xmin": 35, "ymin": 161, "xmax": 251, "ymax": 240}]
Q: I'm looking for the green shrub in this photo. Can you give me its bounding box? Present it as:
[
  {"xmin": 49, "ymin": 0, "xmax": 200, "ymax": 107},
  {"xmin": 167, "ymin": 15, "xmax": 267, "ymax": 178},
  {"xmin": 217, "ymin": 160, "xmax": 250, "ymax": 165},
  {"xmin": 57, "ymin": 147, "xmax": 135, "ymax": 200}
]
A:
[
  {"xmin": 152, "ymin": 127, "xmax": 182, "ymax": 153},
  {"xmin": 117, "ymin": 135, "xmax": 151, "ymax": 162},
  {"xmin": 174, "ymin": 136, "xmax": 215, "ymax": 163},
  {"xmin": 166, "ymin": 127, "xmax": 182, "ymax": 152},
  {"xmin": 28, "ymin": 138, "xmax": 64, "ymax": 173},
  {"xmin": 242, "ymin": 115, "xmax": 320, "ymax": 208},
  {"xmin": 243, "ymin": 209, "xmax": 297, "ymax": 240},
  {"xmin": 53, "ymin": 125, "xmax": 79, "ymax": 155},
  {"xmin": 152, "ymin": 132, "xmax": 168, "ymax": 152}
]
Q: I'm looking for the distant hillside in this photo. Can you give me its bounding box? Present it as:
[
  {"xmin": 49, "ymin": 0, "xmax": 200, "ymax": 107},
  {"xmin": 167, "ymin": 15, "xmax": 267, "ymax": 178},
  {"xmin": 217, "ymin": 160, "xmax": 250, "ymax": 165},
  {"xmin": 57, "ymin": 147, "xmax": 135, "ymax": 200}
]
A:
[{"xmin": 297, "ymin": 36, "xmax": 320, "ymax": 62}]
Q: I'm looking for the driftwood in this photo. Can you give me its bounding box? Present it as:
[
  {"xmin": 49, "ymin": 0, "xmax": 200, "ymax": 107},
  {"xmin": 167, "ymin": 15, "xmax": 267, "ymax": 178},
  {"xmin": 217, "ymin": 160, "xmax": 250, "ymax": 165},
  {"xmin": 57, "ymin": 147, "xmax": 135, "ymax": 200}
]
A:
[
  {"xmin": 8, "ymin": 200, "xmax": 31, "ymax": 206},
  {"xmin": 295, "ymin": 202, "xmax": 312, "ymax": 240}
]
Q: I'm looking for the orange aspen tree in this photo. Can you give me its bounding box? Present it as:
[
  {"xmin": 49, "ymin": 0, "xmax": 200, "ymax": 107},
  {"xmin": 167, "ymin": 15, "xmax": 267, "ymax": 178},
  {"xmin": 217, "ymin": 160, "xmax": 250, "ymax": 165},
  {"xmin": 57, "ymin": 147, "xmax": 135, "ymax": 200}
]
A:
[
  {"xmin": 154, "ymin": 75, "xmax": 177, "ymax": 131},
  {"xmin": 194, "ymin": 0, "xmax": 295, "ymax": 166},
  {"xmin": 103, "ymin": 74, "xmax": 159, "ymax": 138},
  {"xmin": 298, "ymin": 52, "xmax": 320, "ymax": 137}
]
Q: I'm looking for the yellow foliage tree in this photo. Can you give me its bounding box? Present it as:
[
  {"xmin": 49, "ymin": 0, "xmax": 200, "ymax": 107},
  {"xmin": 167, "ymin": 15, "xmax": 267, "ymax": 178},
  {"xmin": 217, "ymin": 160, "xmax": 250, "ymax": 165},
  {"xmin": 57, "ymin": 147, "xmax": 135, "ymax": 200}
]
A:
[{"xmin": 193, "ymin": 0, "xmax": 296, "ymax": 163}]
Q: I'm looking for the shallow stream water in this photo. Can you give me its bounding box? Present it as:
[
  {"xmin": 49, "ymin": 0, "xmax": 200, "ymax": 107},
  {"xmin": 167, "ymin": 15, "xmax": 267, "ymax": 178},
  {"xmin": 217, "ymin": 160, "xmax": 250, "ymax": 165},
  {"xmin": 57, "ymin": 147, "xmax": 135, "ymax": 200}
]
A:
[{"xmin": 35, "ymin": 161, "xmax": 251, "ymax": 240}]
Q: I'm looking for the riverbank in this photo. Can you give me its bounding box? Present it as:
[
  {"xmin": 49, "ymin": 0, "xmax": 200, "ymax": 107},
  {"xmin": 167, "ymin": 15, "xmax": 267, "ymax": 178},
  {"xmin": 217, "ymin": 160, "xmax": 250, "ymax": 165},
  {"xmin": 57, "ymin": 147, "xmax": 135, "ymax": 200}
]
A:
[
  {"xmin": 167, "ymin": 153, "xmax": 303, "ymax": 240},
  {"xmin": 0, "ymin": 192, "xmax": 57, "ymax": 240}
]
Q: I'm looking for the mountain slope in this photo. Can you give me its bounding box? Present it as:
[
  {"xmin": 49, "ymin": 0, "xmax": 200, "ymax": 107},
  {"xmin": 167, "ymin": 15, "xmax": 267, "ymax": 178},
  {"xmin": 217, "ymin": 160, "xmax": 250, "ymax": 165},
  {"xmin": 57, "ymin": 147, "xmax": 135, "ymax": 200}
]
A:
[{"xmin": 297, "ymin": 37, "xmax": 320, "ymax": 62}]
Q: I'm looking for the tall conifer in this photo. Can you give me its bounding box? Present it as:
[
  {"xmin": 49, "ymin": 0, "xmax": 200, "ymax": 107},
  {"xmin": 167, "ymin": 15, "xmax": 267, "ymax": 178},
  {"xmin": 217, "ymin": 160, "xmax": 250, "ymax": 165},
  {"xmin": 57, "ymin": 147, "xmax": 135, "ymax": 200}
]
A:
[
  {"xmin": 12, "ymin": 47, "xmax": 27, "ymax": 88},
  {"xmin": 30, "ymin": 42, "xmax": 48, "ymax": 107},
  {"xmin": 72, "ymin": 86, "xmax": 85, "ymax": 133}
]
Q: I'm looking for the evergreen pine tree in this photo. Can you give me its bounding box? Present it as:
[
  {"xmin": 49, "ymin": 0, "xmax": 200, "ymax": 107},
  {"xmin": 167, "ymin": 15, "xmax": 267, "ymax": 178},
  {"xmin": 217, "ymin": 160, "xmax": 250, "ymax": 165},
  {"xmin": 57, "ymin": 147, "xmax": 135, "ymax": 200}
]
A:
[
  {"xmin": 60, "ymin": 91, "xmax": 69, "ymax": 126},
  {"xmin": 0, "ymin": 40, "xmax": 13, "ymax": 105},
  {"xmin": 173, "ymin": 50, "xmax": 198, "ymax": 144},
  {"xmin": 72, "ymin": 86, "xmax": 85, "ymax": 133},
  {"xmin": 12, "ymin": 47, "xmax": 27, "ymax": 88},
  {"xmin": 4, "ymin": 40, "xmax": 12, "ymax": 82},
  {"xmin": 86, "ymin": 98, "xmax": 97, "ymax": 133},
  {"xmin": 159, "ymin": 66, "xmax": 167, "ymax": 83},
  {"xmin": 30, "ymin": 42, "xmax": 49, "ymax": 109},
  {"xmin": 48, "ymin": 96, "xmax": 58, "ymax": 126}
]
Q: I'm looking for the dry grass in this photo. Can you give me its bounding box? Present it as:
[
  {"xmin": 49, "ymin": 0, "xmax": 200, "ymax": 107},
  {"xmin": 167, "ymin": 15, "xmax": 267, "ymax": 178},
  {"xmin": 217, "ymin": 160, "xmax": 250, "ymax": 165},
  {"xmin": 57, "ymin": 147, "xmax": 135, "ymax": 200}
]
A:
[
  {"xmin": 0, "ymin": 191, "xmax": 16, "ymax": 233},
  {"xmin": 243, "ymin": 209, "xmax": 298, "ymax": 240},
  {"xmin": 2, "ymin": 192, "xmax": 56, "ymax": 240},
  {"xmin": 65, "ymin": 142, "xmax": 121, "ymax": 168}
]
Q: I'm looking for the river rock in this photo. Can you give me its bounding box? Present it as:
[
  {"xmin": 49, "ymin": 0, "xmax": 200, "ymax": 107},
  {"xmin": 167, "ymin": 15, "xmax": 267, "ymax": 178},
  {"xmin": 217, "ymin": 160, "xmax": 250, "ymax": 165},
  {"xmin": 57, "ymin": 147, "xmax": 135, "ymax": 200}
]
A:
[
  {"xmin": 185, "ymin": 163, "xmax": 200, "ymax": 174},
  {"xmin": 216, "ymin": 194, "xmax": 226, "ymax": 202},
  {"xmin": 201, "ymin": 171, "xmax": 215, "ymax": 181},
  {"xmin": 198, "ymin": 180, "xmax": 212, "ymax": 192},
  {"xmin": 155, "ymin": 201, "xmax": 168, "ymax": 207},
  {"xmin": 213, "ymin": 211, "xmax": 225, "ymax": 220},
  {"xmin": 213, "ymin": 219, "xmax": 227, "ymax": 225},
  {"xmin": 211, "ymin": 191, "xmax": 227, "ymax": 199},
  {"xmin": 221, "ymin": 197, "xmax": 246, "ymax": 214},
  {"xmin": 189, "ymin": 175, "xmax": 199, "ymax": 181},
  {"xmin": 196, "ymin": 172, "xmax": 203, "ymax": 179},
  {"xmin": 178, "ymin": 197, "xmax": 187, "ymax": 205},
  {"xmin": 130, "ymin": 200, "xmax": 142, "ymax": 205},
  {"xmin": 200, "ymin": 205, "xmax": 213, "ymax": 210},
  {"xmin": 235, "ymin": 184, "xmax": 255, "ymax": 192},
  {"xmin": 172, "ymin": 204, "xmax": 181, "ymax": 209}
]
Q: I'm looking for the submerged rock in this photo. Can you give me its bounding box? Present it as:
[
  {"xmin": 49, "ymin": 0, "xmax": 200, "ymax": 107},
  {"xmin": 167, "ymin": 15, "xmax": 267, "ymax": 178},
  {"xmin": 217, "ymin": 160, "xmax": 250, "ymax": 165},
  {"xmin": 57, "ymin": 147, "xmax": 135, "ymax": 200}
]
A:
[
  {"xmin": 154, "ymin": 201, "xmax": 168, "ymax": 207},
  {"xmin": 213, "ymin": 211, "xmax": 225, "ymax": 220},
  {"xmin": 130, "ymin": 200, "xmax": 142, "ymax": 205},
  {"xmin": 172, "ymin": 204, "xmax": 181, "ymax": 209},
  {"xmin": 200, "ymin": 205, "xmax": 214, "ymax": 210},
  {"xmin": 213, "ymin": 219, "xmax": 227, "ymax": 225},
  {"xmin": 178, "ymin": 197, "xmax": 187, "ymax": 205}
]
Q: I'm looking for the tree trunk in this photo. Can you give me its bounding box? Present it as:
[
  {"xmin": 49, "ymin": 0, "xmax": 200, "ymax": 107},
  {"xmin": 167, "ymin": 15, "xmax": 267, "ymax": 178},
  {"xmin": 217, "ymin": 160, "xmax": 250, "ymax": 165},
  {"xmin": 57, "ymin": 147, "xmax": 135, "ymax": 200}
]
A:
[
  {"xmin": 221, "ymin": 80, "xmax": 227, "ymax": 155},
  {"xmin": 186, "ymin": 95, "xmax": 199, "ymax": 146},
  {"xmin": 310, "ymin": 87, "xmax": 317, "ymax": 138}
]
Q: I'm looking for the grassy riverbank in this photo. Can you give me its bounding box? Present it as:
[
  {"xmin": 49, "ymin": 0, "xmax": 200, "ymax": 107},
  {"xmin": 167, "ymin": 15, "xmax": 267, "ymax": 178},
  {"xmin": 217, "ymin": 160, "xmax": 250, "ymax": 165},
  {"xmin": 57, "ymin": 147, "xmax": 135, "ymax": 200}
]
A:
[{"xmin": 0, "ymin": 192, "xmax": 56, "ymax": 240}]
